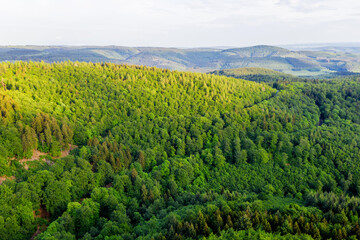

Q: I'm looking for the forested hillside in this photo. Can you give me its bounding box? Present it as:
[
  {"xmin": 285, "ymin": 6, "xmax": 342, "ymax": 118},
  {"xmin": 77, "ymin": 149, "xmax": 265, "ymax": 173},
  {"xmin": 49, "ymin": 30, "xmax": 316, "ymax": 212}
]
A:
[
  {"xmin": 210, "ymin": 67, "xmax": 300, "ymax": 83},
  {"xmin": 1, "ymin": 62, "xmax": 360, "ymax": 239}
]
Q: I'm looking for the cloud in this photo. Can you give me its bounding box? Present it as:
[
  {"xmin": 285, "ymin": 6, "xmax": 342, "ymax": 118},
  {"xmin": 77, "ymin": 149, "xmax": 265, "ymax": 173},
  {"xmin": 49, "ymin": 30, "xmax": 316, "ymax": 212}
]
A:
[{"xmin": 0, "ymin": 0, "xmax": 359, "ymax": 46}]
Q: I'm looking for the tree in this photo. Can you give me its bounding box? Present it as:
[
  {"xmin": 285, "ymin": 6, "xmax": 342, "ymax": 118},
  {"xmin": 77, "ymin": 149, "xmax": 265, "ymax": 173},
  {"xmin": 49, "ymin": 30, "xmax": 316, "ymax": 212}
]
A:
[
  {"xmin": 21, "ymin": 126, "xmax": 37, "ymax": 158},
  {"xmin": 44, "ymin": 180, "xmax": 71, "ymax": 218},
  {"xmin": 50, "ymin": 141, "xmax": 61, "ymax": 157},
  {"xmin": 233, "ymin": 137, "xmax": 242, "ymax": 164},
  {"xmin": 138, "ymin": 151, "xmax": 145, "ymax": 169}
]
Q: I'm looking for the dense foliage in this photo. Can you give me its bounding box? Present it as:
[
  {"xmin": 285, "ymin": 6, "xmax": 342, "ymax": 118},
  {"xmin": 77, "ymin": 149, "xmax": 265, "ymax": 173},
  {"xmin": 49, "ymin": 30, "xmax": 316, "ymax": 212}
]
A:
[{"xmin": 1, "ymin": 62, "xmax": 360, "ymax": 239}]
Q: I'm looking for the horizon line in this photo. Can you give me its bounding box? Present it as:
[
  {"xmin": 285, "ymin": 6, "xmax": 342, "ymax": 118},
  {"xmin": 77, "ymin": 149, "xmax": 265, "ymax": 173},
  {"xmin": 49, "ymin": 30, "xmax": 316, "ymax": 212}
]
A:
[{"xmin": 0, "ymin": 42, "xmax": 360, "ymax": 49}]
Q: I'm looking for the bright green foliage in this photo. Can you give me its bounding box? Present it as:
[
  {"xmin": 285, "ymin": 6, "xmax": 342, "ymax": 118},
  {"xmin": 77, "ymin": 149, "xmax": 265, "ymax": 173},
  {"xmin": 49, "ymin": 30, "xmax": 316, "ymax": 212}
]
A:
[{"xmin": 1, "ymin": 62, "xmax": 360, "ymax": 239}]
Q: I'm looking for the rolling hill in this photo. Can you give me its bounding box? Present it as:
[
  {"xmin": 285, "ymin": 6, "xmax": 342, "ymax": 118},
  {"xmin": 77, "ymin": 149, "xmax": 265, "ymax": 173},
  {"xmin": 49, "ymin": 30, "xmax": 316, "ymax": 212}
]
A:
[{"xmin": 1, "ymin": 62, "xmax": 360, "ymax": 239}]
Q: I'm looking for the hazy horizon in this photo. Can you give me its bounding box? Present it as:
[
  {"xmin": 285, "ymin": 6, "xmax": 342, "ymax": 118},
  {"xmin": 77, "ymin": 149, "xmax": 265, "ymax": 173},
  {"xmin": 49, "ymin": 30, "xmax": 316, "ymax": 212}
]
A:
[
  {"xmin": 1, "ymin": 0, "xmax": 360, "ymax": 47},
  {"xmin": 1, "ymin": 42, "xmax": 360, "ymax": 50}
]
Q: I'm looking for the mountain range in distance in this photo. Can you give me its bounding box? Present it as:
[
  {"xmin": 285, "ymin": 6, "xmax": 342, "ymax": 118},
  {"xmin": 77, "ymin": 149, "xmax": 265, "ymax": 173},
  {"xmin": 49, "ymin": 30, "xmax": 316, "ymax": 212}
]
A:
[{"xmin": 1, "ymin": 43, "xmax": 360, "ymax": 77}]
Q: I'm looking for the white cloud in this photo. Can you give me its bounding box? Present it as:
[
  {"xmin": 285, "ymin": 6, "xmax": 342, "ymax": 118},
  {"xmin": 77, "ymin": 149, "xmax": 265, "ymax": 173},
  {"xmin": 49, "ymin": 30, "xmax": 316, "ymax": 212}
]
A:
[{"xmin": 0, "ymin": 0, "xmax": 359, "ymax": 46}]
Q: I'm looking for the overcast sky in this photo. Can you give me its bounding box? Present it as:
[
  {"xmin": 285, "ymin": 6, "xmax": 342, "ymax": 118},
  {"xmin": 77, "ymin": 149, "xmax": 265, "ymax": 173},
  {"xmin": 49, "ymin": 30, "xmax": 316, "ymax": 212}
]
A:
[{"xmin": 1, "ymin": 0, "xmax": 360, "ymax": 47}]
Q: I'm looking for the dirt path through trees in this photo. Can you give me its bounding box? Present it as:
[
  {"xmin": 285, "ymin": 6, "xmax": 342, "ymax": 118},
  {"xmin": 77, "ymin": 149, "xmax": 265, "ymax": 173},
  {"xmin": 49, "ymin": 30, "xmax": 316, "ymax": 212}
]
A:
[
  {"xmin": 19, "ymin": 144, "xmax": 77, "ymax": 169},
  {"xmin": 0, "ymin": 144, "xmax": 77, "ymax": 183}
]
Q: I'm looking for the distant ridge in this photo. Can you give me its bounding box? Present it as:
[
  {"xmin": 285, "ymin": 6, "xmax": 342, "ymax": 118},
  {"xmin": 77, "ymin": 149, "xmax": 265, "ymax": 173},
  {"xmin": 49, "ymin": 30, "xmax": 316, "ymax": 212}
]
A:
[{"xmin": 1, "ymin": 44, "xmax": 360, "ymax": 76}]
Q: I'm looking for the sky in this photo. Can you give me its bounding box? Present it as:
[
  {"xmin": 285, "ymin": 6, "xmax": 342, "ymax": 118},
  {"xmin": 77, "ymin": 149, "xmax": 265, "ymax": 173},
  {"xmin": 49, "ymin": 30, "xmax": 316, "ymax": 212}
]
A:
[{"xmin": 1, "ymin": 0, "xmax": 360, "ymax": 47}]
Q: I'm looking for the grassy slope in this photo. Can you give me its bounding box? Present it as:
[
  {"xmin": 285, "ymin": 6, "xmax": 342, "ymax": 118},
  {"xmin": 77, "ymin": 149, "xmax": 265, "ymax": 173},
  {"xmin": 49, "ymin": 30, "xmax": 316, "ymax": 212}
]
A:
[
  {"xmin": 211, "ymin": 67, "xmax": 295, "ymax": 76},
  {"xmin": 209, "ymin": 67, "xmax": 301, "ymax": 83}
]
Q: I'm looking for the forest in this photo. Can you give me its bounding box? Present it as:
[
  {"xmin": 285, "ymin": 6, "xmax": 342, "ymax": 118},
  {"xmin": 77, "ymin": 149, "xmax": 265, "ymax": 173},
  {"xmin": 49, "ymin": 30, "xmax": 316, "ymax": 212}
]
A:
[{"xmin": 1, "ymin": 61, "xmax": 360, "ymax": 239}]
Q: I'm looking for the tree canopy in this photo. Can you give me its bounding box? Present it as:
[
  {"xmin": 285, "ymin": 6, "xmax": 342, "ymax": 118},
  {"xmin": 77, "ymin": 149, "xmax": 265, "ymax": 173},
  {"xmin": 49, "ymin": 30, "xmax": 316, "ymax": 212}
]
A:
[{"xmin": 0, "ymin": 62, "xmax": 360, "ymax": 239}]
